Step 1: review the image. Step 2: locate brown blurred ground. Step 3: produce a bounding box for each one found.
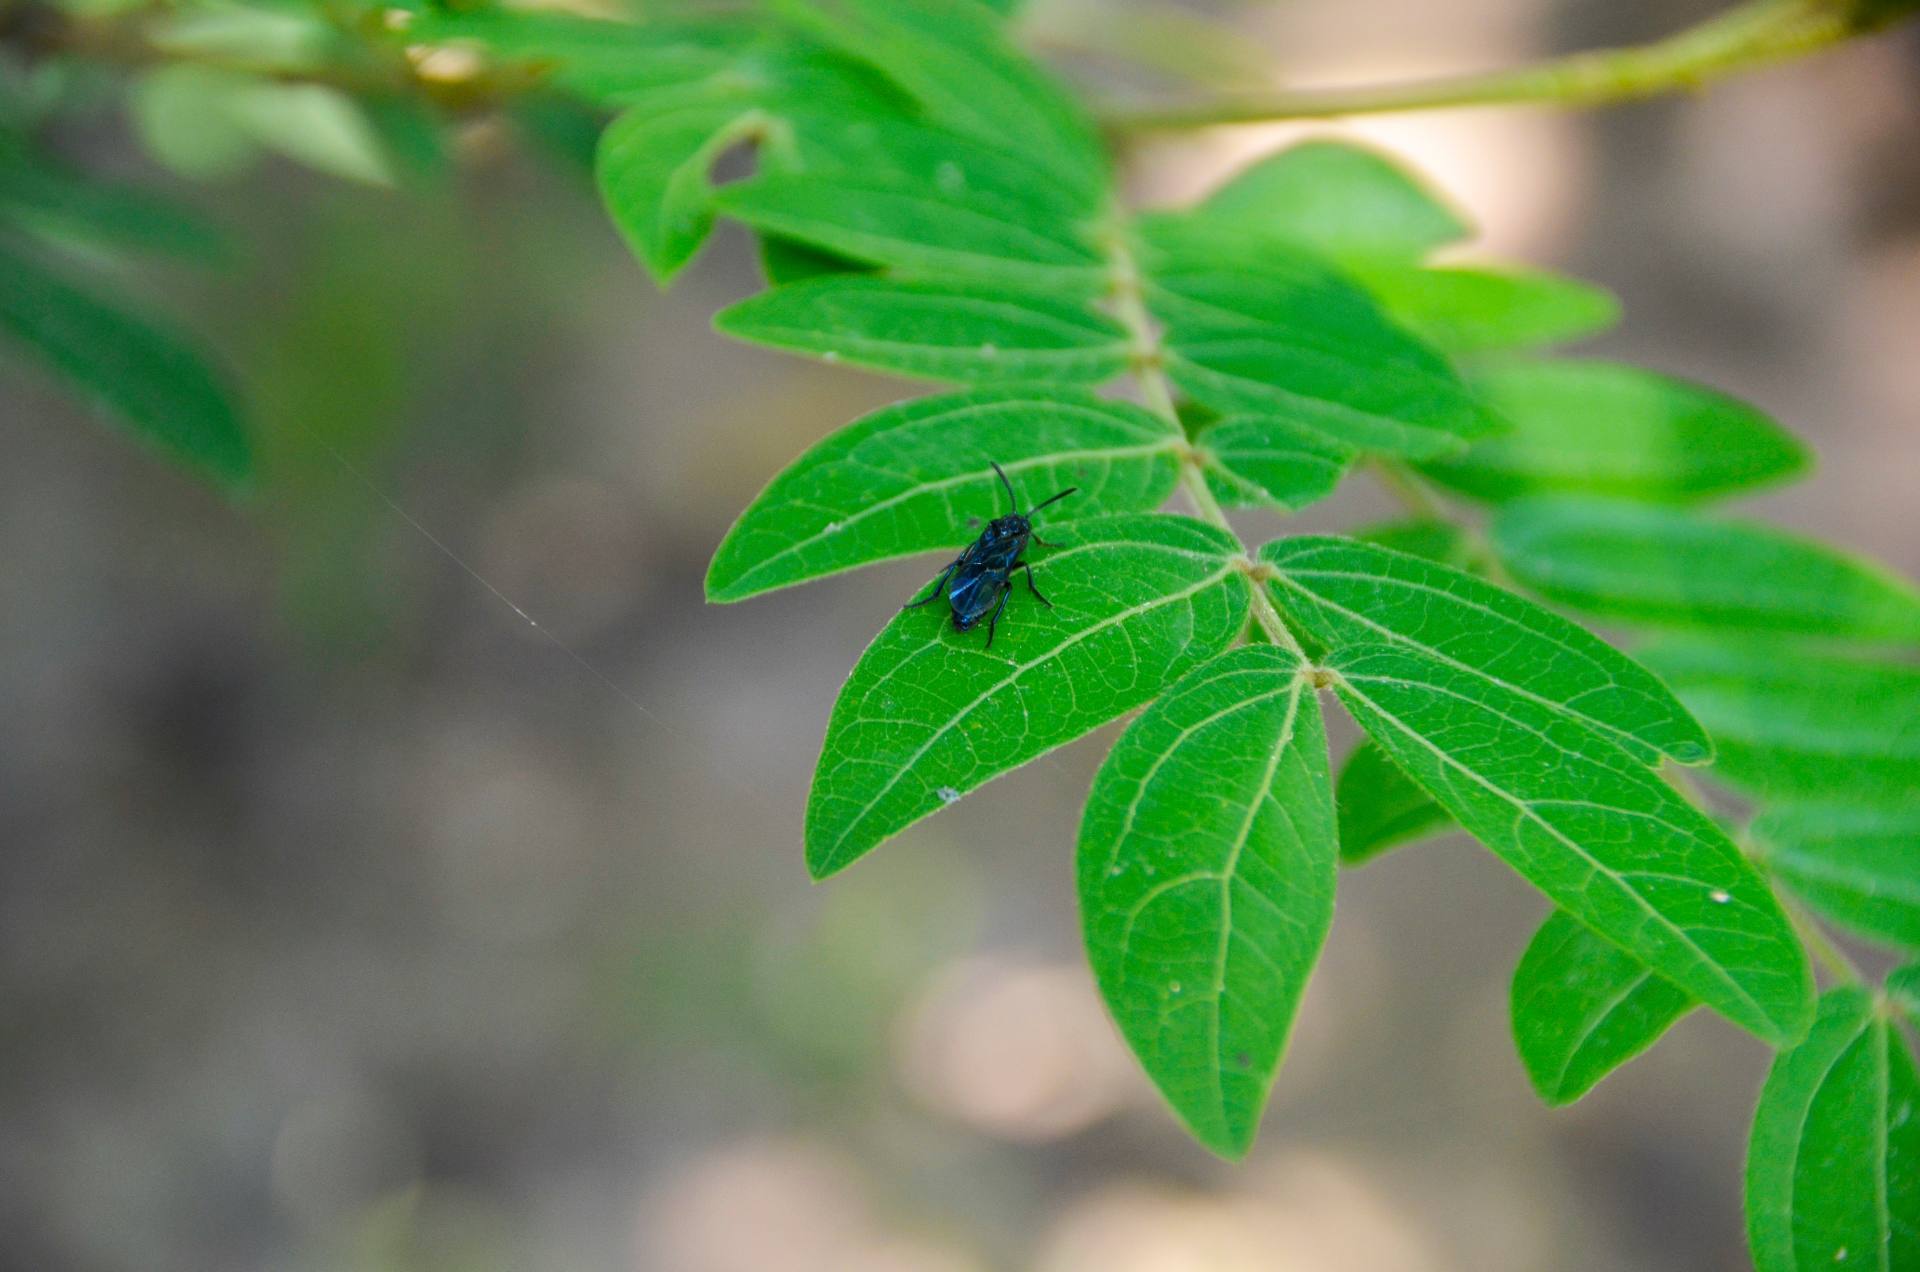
[2,2,1918,1269]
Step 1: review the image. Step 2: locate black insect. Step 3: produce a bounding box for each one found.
[904,461,1077,649]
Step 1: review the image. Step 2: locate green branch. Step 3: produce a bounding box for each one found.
[1099,0,1920,131]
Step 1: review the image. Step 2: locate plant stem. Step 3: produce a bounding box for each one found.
[1100,220,1304,654]
[1100,0,1920,131]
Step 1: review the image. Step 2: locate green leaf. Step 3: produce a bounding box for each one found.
[757,234,863,286]
[1636,640,1920,808]
[1198,415,1353,512]
[1493,498,1920,642]
[131,66,263,180]
[225,82,396,186]
[147,2,333,68]
[1194,139,1468,266]
[1510,910,1696,1105]
[807,513,1251,878]
[597,80,1099,285]
[361,95,450,183]
[1746,987,1920,1272]
[1327,642,1813,1044]
[1423,360,1810,503]
[782,111,1095,219]
[1336,739,1453,866]
[1077,644,1336,1158]
[713,276,1130,384]
[779,0,1106,201]
[0,151,227,261]
[0,240,250,489]
[1354,265,1620,355]
[1141,220,1501,459]
[714,173,1105,287]
[597,99,768,283]
[1260,535,1710,764]
[133,68,397,186]
[1751,805,1920,951]
[706,389,1184,601]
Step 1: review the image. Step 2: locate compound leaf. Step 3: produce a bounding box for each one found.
[807,513,1250,878]
[1492,498,1920,642]
[1511,909,1696,1105]
[0,240,250,489]
[713,276,1130,384]
[0,149,227,262]
[1193,139,1468,265]
[715,172,1104,287]
[1637,640,1920,808]
[707,389,1183,601]
[1746,987,1920,1272]
[1336,738,1453,866]
[1078,644,1335,1158]
[1328,642,1813,1044]
[1260,535,1710,764]
[1356,265,1620,355]
[1424,360,1810,503]
[1751,805,1920,952]
[1198,415,1354,512]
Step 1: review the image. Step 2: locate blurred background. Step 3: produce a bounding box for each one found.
[3,1,1918,1268]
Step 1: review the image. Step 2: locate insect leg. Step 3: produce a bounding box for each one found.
[984,587,1011,649]
[1029,532,1060,548]
[903,560,959,609]
[1021,562,1052,607]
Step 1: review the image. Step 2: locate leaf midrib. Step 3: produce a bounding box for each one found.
[1204,674,1307,1138]
[1559,964,1661,1098]
[1873,1021,1892,1272]
[1100,670,1298,879]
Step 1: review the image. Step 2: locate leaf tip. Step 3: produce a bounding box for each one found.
[1199,1126,1257,1162]
[702,558,748,604]
[804,840,853,882]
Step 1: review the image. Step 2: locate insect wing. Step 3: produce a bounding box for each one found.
[947,565,1009,630]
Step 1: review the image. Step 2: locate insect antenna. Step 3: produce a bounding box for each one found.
[989,460,1018,514]
[1027,485,1078,515]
